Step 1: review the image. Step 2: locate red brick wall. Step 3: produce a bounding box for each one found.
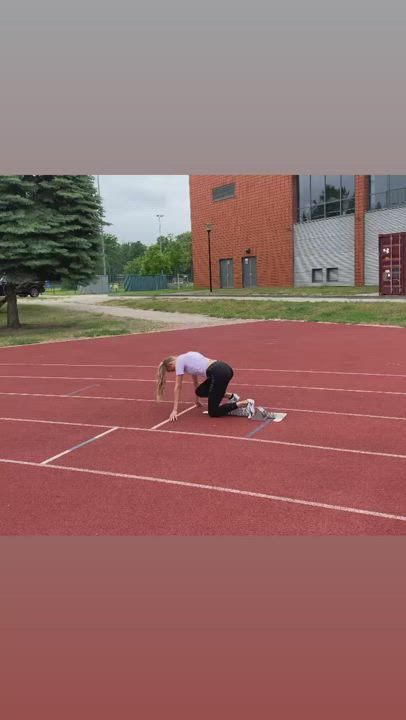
[189,175,295,288]
[355,176,369,286]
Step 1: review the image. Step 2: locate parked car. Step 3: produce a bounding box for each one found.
[0,277,45,298]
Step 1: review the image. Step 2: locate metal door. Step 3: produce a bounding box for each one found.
[379,233,406,295]
[219,259,234,288]
[242,256,257,287]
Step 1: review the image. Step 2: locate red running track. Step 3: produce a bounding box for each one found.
[0,320,405,535]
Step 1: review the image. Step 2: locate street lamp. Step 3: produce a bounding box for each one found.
[156,214,164,251]
[206,223,213,293]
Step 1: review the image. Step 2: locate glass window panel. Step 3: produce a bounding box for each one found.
[372,194,387,210]
[310,176,325,206]
[212,183,235,201]
[325,176,340,202]
[298,176,310,207]
[310,203,325,220]
[341,176,355,199]
[327,267,339,282]
[299,206,311,222]
[370,175,389,195]
[370,176,389,209]
[312,268,323,283]
[388,175,406,190]
[326,200,340,217]
[388,176,406,207]
[342,197,355,214]
[389,187,406,206]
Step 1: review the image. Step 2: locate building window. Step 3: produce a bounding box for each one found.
[327,267,339,282]
[369,176,406,210]
[298,176,355,222]
[212,183,235,201]
[312,268,323,283]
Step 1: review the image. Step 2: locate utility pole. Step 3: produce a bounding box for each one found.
[96,175,107,276]
[156,214,164,250]
[206,223,213,292]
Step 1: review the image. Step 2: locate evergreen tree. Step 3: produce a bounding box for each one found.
[0,174,104,328]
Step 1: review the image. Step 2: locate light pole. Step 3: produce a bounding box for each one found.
[156,214,164,251]
[96,175,107,276]
[206,223,213,293]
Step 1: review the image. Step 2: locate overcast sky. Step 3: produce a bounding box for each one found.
[97,175,191,246]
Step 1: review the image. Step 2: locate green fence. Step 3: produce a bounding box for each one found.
[123,274,168,291]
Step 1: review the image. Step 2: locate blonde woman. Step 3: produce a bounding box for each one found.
[156,351,256,422]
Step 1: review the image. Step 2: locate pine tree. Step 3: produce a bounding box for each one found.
[0,175,104,328]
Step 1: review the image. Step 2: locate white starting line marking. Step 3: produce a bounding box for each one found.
[0,457,405,524]
[40,427,118,465]
[150,404,196,430]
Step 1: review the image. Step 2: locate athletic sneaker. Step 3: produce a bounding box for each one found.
[229,406,250,417]
[204,407,248,417]
[246,398,256,419]
[229,392,240,403]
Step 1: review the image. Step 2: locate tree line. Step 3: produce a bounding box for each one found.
[96,231,192,279]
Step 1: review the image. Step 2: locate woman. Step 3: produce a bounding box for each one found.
[156,351,256,422]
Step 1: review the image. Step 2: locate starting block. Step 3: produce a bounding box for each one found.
[250,408,287,422]
[203,408,287,422]
[256,410,287,423]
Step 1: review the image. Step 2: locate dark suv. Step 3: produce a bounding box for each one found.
[0,277,45,298]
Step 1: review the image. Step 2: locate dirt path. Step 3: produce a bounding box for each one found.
[25,295,253,328]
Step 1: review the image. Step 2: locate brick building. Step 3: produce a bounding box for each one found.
[189,175,406,288]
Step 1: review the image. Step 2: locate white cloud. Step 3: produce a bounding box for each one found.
[97,175,191,245]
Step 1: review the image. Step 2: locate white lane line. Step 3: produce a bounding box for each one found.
[2,363,406,379]
[0,457,405,524]
[1,393,406,423]
[0,363,158,368]
[148,427,406,460]
[0,374,154,383]
[0,416,112,429]
[1,375,406,397]
[238,367,406,378]
[66,384,99,397]
[0,391,184,405]
[40,428,118,466]
[150,404,196,430]
[2,415,406,460]
[270,407,406,422]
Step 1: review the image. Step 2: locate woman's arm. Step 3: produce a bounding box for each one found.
[169,375,183,421]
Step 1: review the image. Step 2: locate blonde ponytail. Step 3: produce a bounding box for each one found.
[156,356,175,400]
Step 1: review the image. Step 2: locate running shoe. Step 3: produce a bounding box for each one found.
[246,398,256,419]
[229,392,240,403]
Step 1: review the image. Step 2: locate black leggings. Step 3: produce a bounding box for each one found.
[195,361,238,417]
